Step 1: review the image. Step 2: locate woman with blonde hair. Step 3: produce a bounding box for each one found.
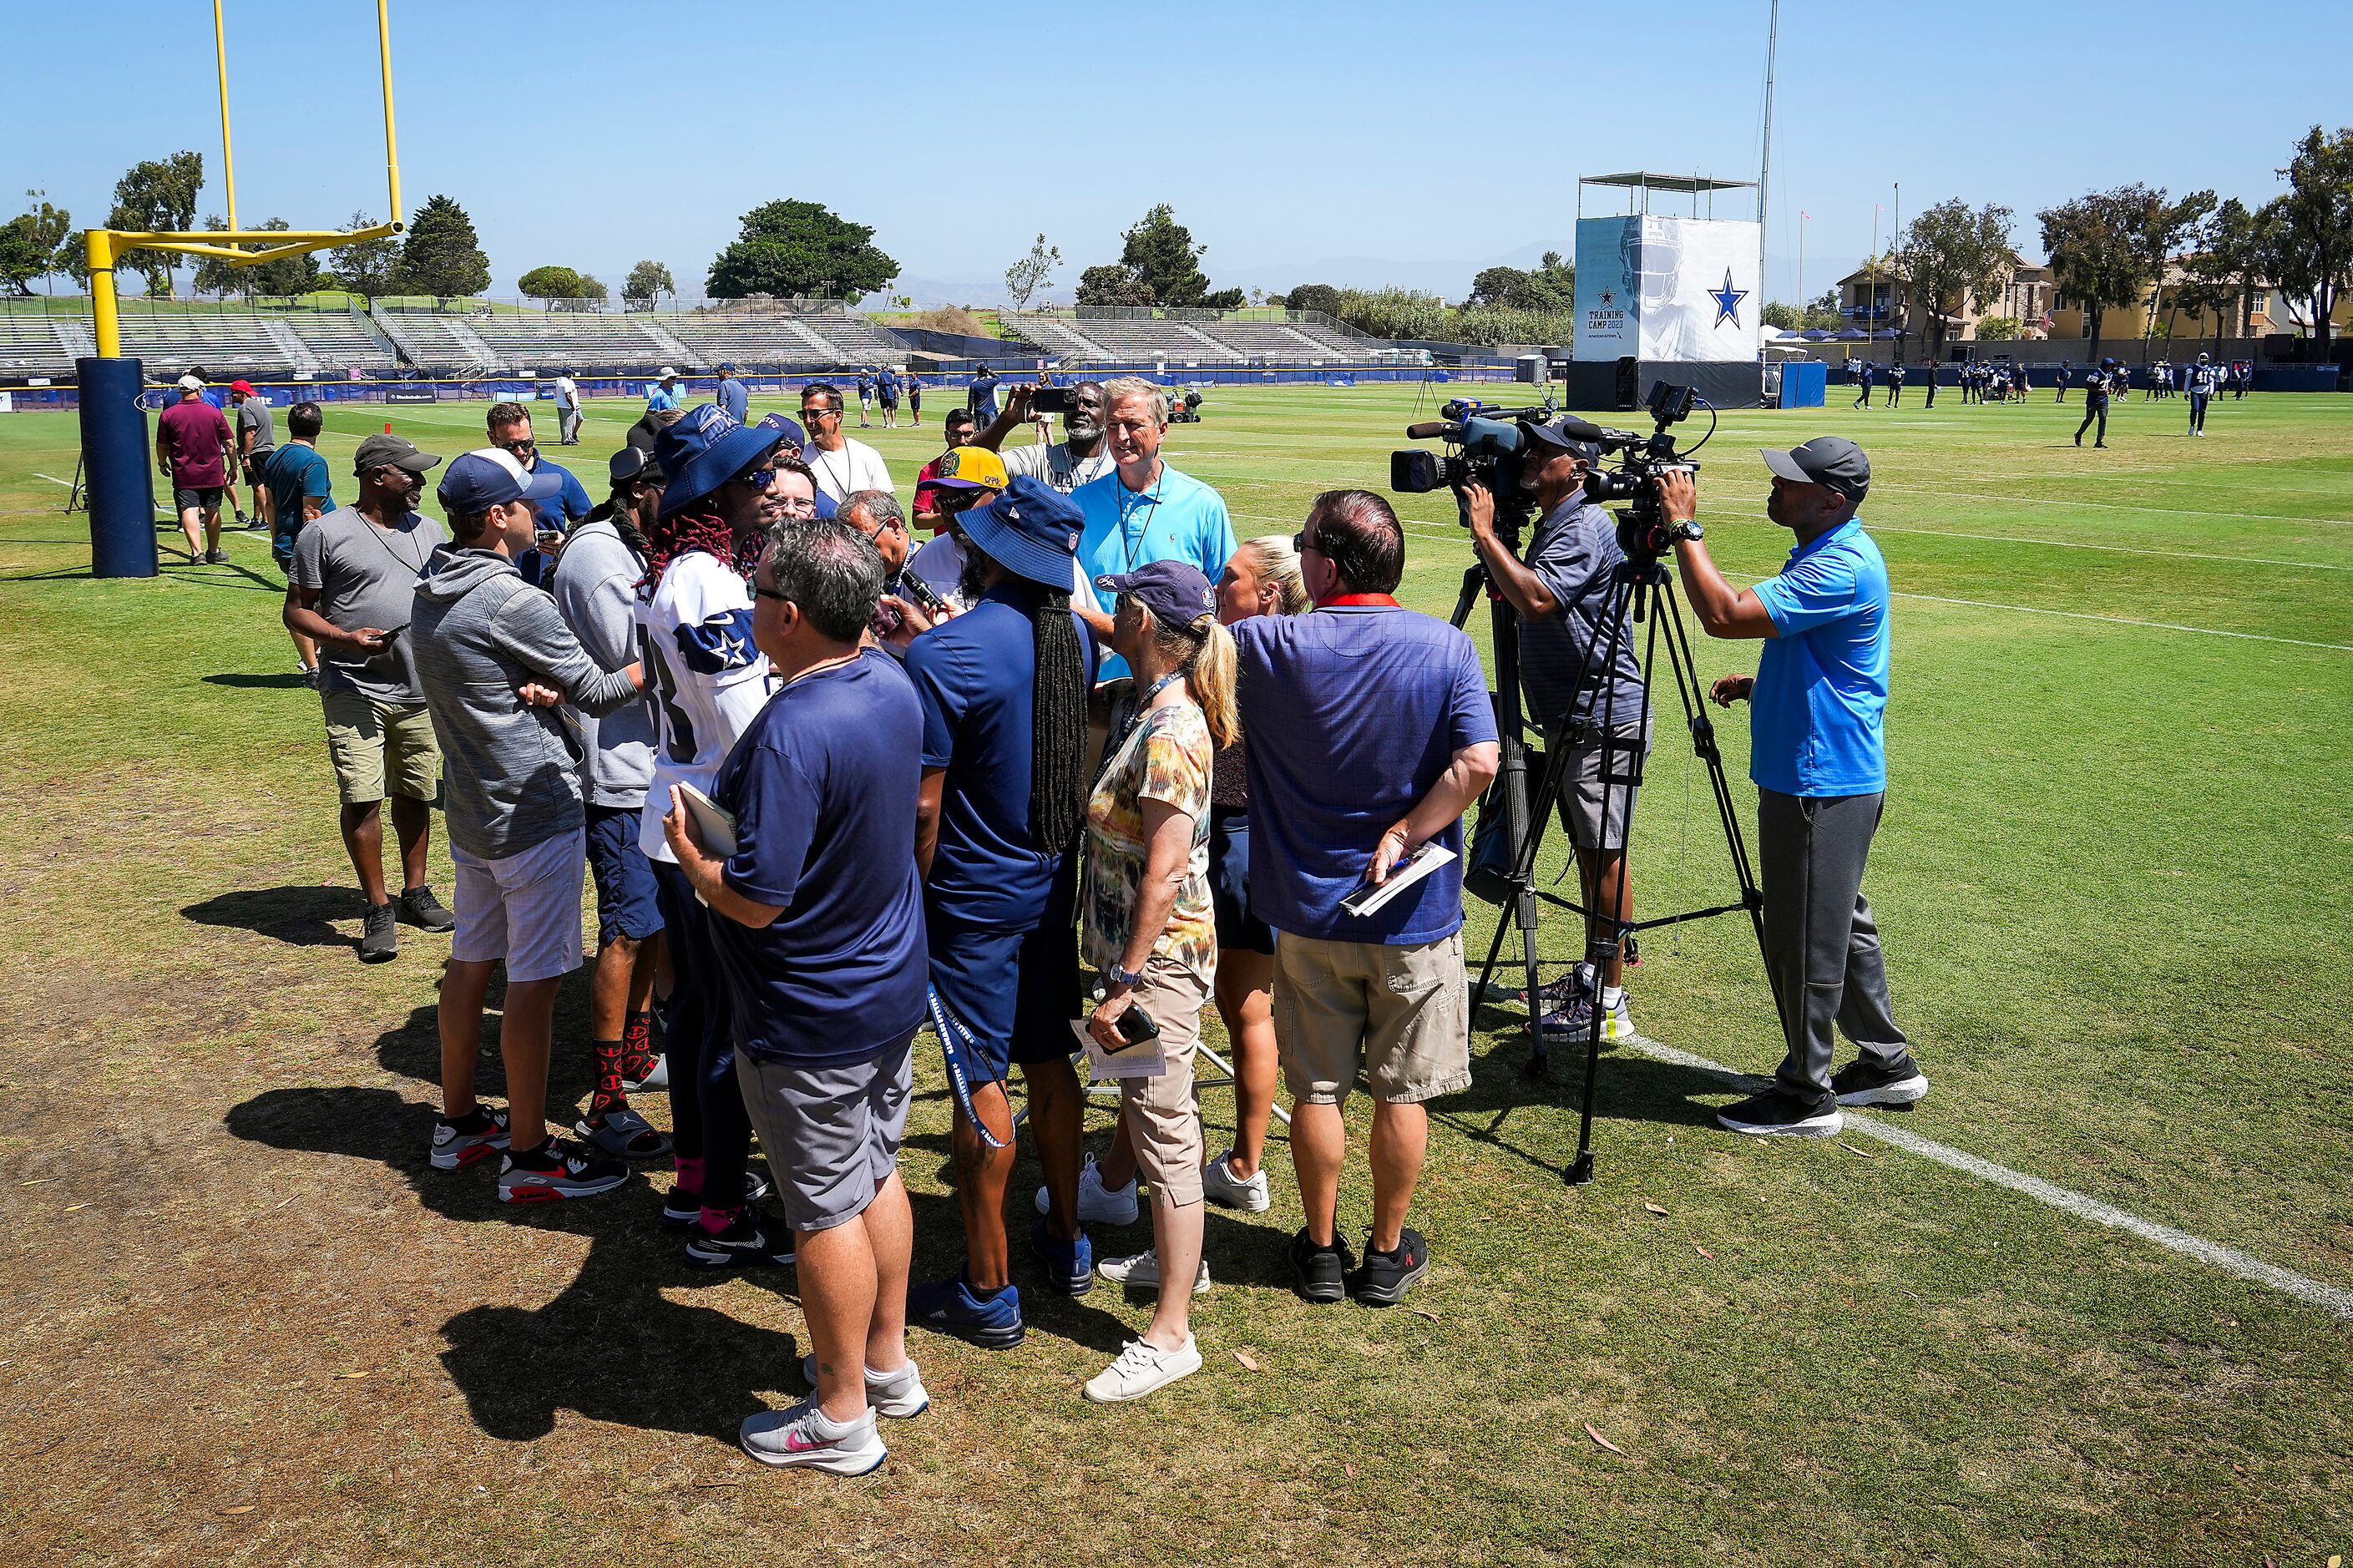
[1075,559,1237,1402]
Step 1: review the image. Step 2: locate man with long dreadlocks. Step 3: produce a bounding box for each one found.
[901,475,1101,1348]
[635,406,794,1271]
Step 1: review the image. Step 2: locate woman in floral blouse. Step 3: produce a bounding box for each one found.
[1076,559,1238,1404]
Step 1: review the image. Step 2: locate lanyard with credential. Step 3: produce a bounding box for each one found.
[927,985,1009,1151]
[1115,473,1165,570]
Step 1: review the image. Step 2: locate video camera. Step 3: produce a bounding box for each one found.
[1577,382,1704,559]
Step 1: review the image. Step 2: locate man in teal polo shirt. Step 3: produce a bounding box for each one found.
[1070,376,1237,680]
[1654,437,1925,1139]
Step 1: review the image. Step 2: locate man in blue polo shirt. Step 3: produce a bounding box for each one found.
[714,363,748,425]
[1070,376,1237,679]
[898,475,1101,1348]
[647,368,686,412]
[1233,488,1498,1308]
[1657,437,1924,1140]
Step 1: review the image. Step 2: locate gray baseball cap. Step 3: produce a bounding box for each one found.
[352,431,443,478]
[1760,436,1870,506]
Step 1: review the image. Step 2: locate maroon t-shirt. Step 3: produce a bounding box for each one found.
[158,400,234,488]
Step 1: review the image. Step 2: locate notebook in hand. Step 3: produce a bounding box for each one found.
[673,782,737,858]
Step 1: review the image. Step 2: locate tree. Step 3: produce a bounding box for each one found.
[706,199,897,301]
[519,265,590,305]
[2129,186,2215,353]
[1893,199,2015,362]
[1761,301,1804,331]
[2040,185,2163,352]
[21,190,71,296]
[1202,287,1246,312]
[1284,283,1341,316]
[193,215,323,300]
[0,215,48,295]
[393,194,491,303]
[2268,124,2353,352]
[106,150,204,296]
[1975,316,2023,341]
[623,259,675,309]
[327,210,402,304]
[1004,233,1062,311]
[1075,263,1153,308]
[576,274,608,304]
[1116,204,1212,307]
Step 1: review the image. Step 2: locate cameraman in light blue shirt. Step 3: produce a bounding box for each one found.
[1654,437,1925,1140]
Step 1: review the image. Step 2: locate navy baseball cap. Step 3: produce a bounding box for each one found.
[1096,559,1217,631]
[654,403,783,518]
[961,474,1083,592]
[1760,436,1870,507]
[754,412,807,453]
[1526,416,1600,464]
[609,445,663,486]
[438,448,562,514]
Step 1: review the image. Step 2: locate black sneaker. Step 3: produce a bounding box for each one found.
[1348,1228,1431,1308]
[685,1212,796,1269]
[660,1167,774,1230]
[397,885,456,933]
[204,547,229,564]
[358,902,399,963]
[1287,1227,1354,1303]
[497,1137,628,1203]
[1716,1086,1841,1138]
[1831,1055,1929,1108]
[429,1107,510,1171]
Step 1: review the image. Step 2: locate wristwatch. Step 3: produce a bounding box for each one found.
[1667,518,1704,542]
[1107,964,1146,990]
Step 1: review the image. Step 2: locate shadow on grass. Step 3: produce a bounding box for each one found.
[204,672,312,690]
[182,883,363,950]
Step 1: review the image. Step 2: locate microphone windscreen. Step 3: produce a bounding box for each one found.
[1404,421,1454,440]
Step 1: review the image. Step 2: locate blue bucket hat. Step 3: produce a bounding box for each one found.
[961,474,1084,592]
[654,403,782,518]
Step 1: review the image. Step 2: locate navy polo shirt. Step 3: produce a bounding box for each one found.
[707,649,929,1066]
[906,577,1099,929]
[1233,604,1496,943]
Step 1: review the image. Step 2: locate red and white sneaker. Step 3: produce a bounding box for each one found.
[497,1137,628,1203]
[430,1109,510,1171]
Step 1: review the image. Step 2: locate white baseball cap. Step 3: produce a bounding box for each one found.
[176,373,205,391]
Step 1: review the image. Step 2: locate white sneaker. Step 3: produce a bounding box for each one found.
[1096,1248,1211,1296]
[623,1052,669,1092]
[799,1353,929,1418]
[1032,1152,1140,1226]
[739,1399,887,1474]
[1083,1334,1202,1403]
[1201,1148,1270,1212]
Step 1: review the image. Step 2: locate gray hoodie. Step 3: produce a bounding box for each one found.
[549,517,657,810]
[412,547,641,861]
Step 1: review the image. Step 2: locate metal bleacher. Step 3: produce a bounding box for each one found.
[465,311,692,372]
[661,311,900,372]
[0,312,76,377]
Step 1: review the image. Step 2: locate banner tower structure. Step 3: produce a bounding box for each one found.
[78,0,406,579]
[1566,172,1763,412]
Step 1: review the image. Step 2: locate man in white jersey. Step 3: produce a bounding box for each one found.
[635,404,792,1271]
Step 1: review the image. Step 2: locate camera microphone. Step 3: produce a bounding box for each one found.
[1555,415,1609,443]
[1404,421,1456,440]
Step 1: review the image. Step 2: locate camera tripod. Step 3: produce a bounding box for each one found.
[1455,528,1789,1186]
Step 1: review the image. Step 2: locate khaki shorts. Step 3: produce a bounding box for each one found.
[321,687,439,806]
[1116,959,1211,1208]
[322,687,442,805]
[1273,932,1471,1106]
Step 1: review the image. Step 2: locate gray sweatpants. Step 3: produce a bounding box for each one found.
[1757,789,1909,1104]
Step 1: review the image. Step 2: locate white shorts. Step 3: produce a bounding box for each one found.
[451,828,586,982]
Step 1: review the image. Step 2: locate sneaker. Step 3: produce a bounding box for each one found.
[429,1107,509,1171]
[575,1105,672,1161]
[1201,1149,1270,1213]
[396,885,456,933]
[1083,1335,1202,1404]
[357,902,399,964]
[1831,1055,1929,1108]
[799,1354,930,1418]
[1519,965,1593,1009]
[685,1211,794,1269]
[660,1166,772,1229]
[1031,1152,1139,1226]
[204,547,228,564]
[739,1400,886,1476]
[1715,1087,1842,1138]
[906,1271,1025,1350]
[234,511,250,529]
[1030,1215,1094,1296]
[1348,1228,1431,1307]
[1097,1247,1211,1296]
[498,1137,628,1203]
[1287,1227,1354,1303]
[298,665,319,690]
[1540,990,1636,1043]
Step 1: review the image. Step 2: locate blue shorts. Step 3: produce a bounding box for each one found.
[585,803,662,946]
[1209,806,1275,956]
[924,871,1080,1082]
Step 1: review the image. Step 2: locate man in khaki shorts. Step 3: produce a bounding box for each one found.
[1231,489,1500,1308]
[284,432,458,963]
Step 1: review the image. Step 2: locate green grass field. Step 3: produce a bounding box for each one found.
[1,383,2348,1565]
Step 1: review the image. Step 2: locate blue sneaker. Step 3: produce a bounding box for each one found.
[1030,1216,1094,1297]
[907,1270,1025,1350]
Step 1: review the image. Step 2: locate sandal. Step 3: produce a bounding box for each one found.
[574,1105,672,1161]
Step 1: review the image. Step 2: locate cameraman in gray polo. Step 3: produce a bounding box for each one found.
[1461,418,1649,1046]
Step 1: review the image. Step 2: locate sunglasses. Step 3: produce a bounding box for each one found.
[1293,529,1321,555]
[753,585,791,603]
[494,437,536,454]
[736,466,776,491]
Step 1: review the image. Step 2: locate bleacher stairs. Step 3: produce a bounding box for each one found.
[635,318,706,371]
[55,318,95,362]
[261,318,322,378]
[442,317,503,373]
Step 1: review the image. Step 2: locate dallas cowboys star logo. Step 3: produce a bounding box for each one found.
[1708,269,1748,328]
[1599,288,1615,307]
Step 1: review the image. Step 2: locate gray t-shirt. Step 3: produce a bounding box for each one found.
[237,399,276,453]
[290,507,448,703]
[1003,439,1113,494]
[1517,493,1648,735]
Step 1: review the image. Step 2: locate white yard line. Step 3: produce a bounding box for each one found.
[1627,1035,2353,1320]
[1883,591,2353,653]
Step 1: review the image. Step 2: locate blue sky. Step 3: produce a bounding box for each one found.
[8,0,2348,306]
